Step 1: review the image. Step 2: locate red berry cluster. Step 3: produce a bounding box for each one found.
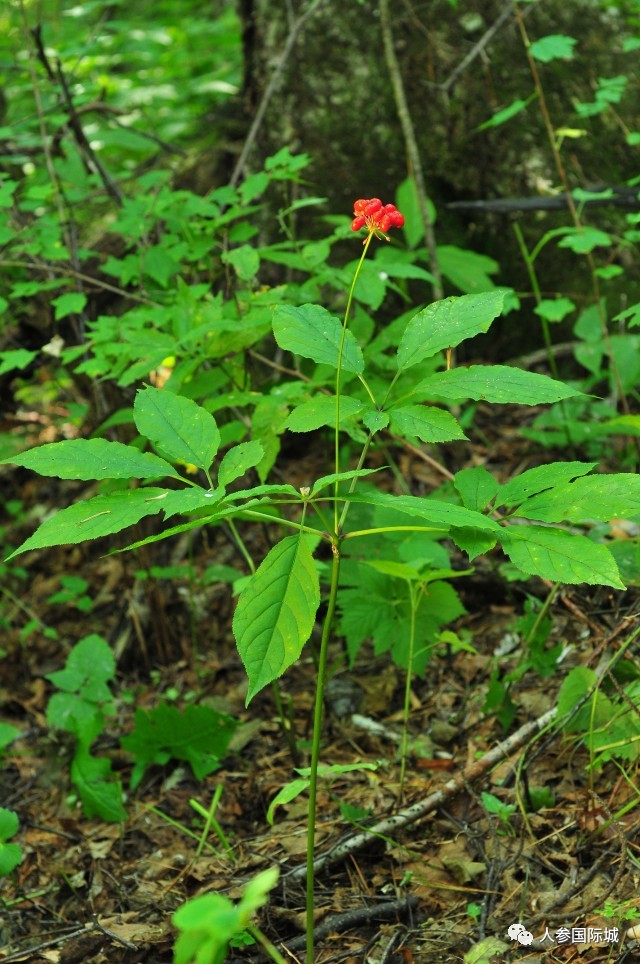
[351,197,405,238]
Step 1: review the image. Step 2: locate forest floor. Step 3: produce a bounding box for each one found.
[1,403,639,964]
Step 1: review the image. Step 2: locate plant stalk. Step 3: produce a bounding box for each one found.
[306,539,341,962]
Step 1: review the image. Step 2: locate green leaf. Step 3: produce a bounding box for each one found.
[46,634,115,702]
[134,386,220,471]
[534,298,576,323]
[310,468,381,496]
[233,535,320,703]
[557,666,595,728]
[499,526,624,588]
[46,693,104,742]
[223,244,260,281]
[496,462,596,507]
[451,528,498,560]
[477,98,528,131]
[267,777,310,825]
[218,441,264,488]
[413,365,582,405]
[514,474,640,523]
[121,703,237,789]
[51,292,87,320]
[7,488,177,557]
[397,291,505,372]
[2,438,179,481]
[272,304,364,374]
[437,246,498,294]
[345,491,500,532]
[389,404,466,442]
[285,394,365,433]
[557,227,612,254]
[0,349,37,376]
[0,808,23,876]
[142,246,179,287]
[71,747,126,822]
[530,34,577,63]
[362,409,389,434]
[454,467,499,512]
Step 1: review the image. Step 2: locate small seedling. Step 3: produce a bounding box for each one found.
[0,808,24,877]
[46,634,125,822]
[481,791,517,835]
[172,867,285,964]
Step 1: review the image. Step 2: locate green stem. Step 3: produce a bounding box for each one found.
[399,585,418,797]
[344,525,447,540]
[246,924,288,964]
[335,233,373,529]
[306,540,341,962]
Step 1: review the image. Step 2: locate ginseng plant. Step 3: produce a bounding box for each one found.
[4,196,631,962]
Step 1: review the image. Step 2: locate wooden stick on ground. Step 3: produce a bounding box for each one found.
[289,706,557,882]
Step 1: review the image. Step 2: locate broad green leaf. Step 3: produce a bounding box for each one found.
[2,438,179,481]
[121,703,236,789]
[272,304,364,374]
[412,365,582,405]
[223,244,260,280]
[46,634,114,701]
[218,441,264,488]
[285,394,364,432]
[437,246,498,294]
[514,474,640,523]
[534,298,576,323]
[0,807,23,876]
[530,34,577,63]
[496,462,596,507]
[52,292,87,320]
[7,488,177,557]
[344,491,500,532]
[454,466,499,512]
[134,386,220,471]
[557,666,594,728]
[71,748,126,822]
[397,291,505,372]
[0,349,37,376]
[451,528,498,560]
[233,535,320,703]
[363,409,389,434]
[46,693,103,742]
[557,227,612,254]
[389,404,466,443]
[499,526,624,588]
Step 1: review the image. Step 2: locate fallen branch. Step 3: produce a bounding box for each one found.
[289,706,557,881]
